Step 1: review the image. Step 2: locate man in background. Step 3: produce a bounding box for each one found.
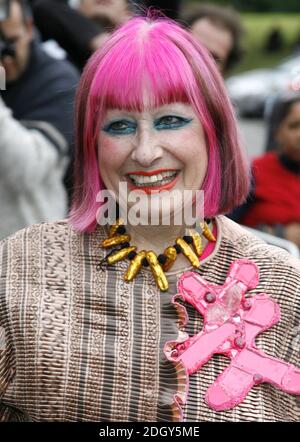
[0,0,79,239]
[183,3,244,75]
[29,0,181,70]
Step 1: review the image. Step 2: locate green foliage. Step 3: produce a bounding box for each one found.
[228,13,300,75]
[189,0,300,12]
[242,13,300,49]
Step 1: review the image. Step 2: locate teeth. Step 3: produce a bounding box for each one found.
[128,171,178,187]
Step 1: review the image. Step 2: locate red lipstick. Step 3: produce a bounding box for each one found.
[127,168,178,176]
[126,170,180,194]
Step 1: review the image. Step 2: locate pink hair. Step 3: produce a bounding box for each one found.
[69,14,250,233]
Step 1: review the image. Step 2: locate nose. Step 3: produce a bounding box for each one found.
[130,126,163,167]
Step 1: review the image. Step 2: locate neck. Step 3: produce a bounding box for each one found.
[278,152,300,175]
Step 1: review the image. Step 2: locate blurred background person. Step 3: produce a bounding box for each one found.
[29,0,109,70]
[264,26,284,53]
[78,0,133,27]
[182,2,244,75]
[77,0,182,30]
[0,0,79,239]
[29,0,181,71]
[76,0,134,52]
[139,0,181,20]
[235,92,300,248]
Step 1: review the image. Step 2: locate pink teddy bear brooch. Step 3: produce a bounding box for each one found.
[164,259,300,411]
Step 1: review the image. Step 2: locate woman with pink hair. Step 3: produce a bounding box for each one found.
[0,14,299,422]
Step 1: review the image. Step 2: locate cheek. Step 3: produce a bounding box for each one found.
[173,130,207,164]
[16,42,29,66]
[280,132,292,149]
[288,130,300,143]
[277,126,293,145]
[186,132,208,181]
[98,137,129,174]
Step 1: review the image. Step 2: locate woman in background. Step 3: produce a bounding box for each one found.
[240,92,300,248]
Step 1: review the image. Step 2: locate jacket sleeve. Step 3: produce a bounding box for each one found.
[0,96,68,194]
[0,239,17,421]
[31,0,101,70]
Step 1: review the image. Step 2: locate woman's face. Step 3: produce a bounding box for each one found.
[276,101,300,164]
[98,102,208,222]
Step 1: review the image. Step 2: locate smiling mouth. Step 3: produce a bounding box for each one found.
[95,0,112,5]
[127,170,180,187]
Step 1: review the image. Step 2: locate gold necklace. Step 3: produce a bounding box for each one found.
[99,218,216,291]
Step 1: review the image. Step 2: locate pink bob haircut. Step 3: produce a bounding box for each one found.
[69,13,250,233]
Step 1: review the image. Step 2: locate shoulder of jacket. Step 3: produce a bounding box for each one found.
[217,215,300,275]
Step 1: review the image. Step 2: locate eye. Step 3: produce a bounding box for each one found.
[155,115,192,130]
[288,121,300,130]
[102,119,136,135]
[7,38,18,44]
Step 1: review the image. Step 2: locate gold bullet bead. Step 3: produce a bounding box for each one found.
[162,246,177,272]
[146,251,169,292]
[108,218,125,237]
[107,246,137,264]
[124,250,147,281]
[199,221,216,242]
[189,229,203,257]
[102,234,131,248]
[175,238,200,268]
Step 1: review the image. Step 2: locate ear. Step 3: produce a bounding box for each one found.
[25,18,34,41]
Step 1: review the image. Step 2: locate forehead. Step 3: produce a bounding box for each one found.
[0,1,25,34]
[82,0,126,5]
[289,101,300,115]
[283,101,300,121]
[191,17,233,60]
[104,102,195,117]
